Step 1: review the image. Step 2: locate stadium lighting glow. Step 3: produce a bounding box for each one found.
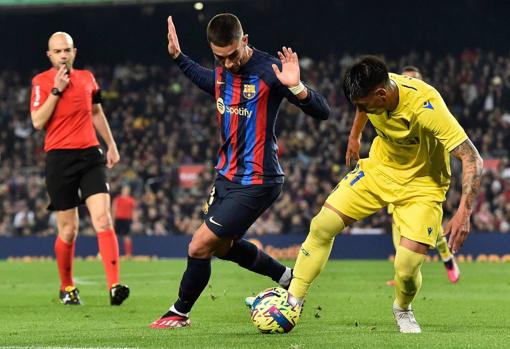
[194,2,203,11]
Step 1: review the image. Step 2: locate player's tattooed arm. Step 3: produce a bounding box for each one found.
[450,139,483,213]
[445,138,483,253]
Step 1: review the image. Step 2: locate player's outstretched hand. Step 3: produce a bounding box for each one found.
[443,208,471,254]
[53,64,70,92]
[272,46,300,87]
[167,16,182,59]
[345,136,361,167]
[106,144,120,169]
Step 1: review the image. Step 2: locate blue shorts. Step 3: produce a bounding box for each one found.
[203,175,282,239]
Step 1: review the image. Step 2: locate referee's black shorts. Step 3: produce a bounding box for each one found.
[45,146,109,211]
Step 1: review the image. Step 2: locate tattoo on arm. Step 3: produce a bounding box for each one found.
[450,139,483,212]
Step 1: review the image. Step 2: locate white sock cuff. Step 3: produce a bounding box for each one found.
[393,300,411,311]
[278,267,292,288]
[170,305,189,318]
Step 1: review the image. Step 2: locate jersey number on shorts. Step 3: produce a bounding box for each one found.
[349,170,365,186]
[203,185,216,215]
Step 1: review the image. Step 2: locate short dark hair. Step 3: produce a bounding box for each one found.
[401,65,421,74]
[342,55,389,103]
[207,13,243,47]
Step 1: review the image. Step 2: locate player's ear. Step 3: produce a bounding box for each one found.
[242,34,248,45]
[375,87,387,99]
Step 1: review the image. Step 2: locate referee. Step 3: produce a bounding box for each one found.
[30,32,129,305]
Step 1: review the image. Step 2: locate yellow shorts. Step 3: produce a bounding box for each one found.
[327,159,447,247]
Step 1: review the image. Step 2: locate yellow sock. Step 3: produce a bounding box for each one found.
[394,245,426,309]
[436,235,453,261]
[288,207,345,300]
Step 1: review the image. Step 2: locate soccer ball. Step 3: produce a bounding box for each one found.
[250,287,300,334]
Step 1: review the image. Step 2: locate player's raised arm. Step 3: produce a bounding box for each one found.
[446,139,483,253]
[167,16,215,96]
[274,46,329,120]
[272,47,303,96]
[345,108,368,167]
[167,16,181,59]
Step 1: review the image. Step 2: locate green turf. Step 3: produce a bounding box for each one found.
[0,259,509,348]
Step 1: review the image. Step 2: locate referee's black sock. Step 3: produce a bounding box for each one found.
[218,239,286,284]
[173,256,211,315]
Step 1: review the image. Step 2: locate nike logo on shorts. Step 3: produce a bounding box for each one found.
[208,216,223,227]
[216,80,225,85]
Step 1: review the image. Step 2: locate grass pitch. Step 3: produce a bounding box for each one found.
[1,259,509,349]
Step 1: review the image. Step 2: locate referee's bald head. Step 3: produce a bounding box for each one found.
[48,32,74,50]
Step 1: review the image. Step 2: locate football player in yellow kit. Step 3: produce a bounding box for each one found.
[346,66,460,285]
[289,56,483,333]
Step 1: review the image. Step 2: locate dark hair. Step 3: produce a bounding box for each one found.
[342,55,389,103]
[207,13,243,47]
[401,65,421,74]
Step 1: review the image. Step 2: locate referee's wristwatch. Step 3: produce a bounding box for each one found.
[51,87,63,97]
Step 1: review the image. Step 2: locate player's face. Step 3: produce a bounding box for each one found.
[47,35,76,71]
[210,35,248,73]
[353,88,388,115]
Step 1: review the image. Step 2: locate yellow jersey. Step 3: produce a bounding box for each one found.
[366,73,468,188]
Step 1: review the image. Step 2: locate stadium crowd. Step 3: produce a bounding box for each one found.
[1,49,509,237]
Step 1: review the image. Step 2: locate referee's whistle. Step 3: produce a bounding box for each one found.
[61,62,70,76]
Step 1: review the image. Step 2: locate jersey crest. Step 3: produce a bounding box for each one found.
[243,84,256,99]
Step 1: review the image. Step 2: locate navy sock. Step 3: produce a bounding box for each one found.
[173,256,211,314]
[444,258,454,269]
[219,239,286,283]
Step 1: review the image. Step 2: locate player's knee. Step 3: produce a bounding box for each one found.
[309,216,332,244]
[58,220,78,241]
[92,211,113,231]
[394,265,416,284]
[394,248,423,282]
[309,208,345,243]
[188,240,214,259]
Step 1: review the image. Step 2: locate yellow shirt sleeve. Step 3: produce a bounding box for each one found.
[415,90,468,152]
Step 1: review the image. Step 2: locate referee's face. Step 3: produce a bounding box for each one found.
[47,33,77,71]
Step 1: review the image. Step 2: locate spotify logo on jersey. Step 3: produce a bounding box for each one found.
[216,97,253,118]
[216,97,225,115]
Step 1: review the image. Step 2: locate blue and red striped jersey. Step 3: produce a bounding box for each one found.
[174,47,330,185]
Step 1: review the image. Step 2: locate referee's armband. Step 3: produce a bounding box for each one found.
[92,89,103,104]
